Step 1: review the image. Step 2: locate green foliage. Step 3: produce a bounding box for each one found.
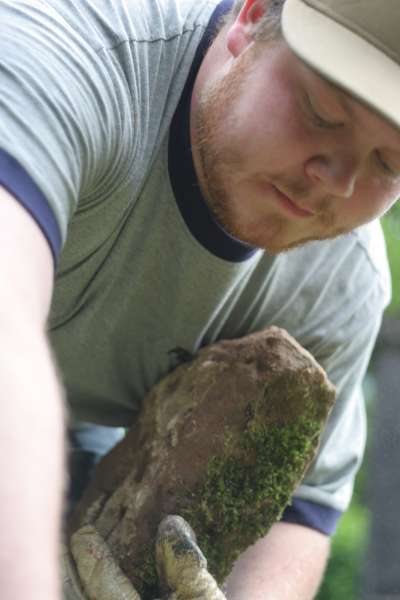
[381,206,400,315]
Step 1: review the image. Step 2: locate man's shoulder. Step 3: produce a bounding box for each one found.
[265,221,391,317]
[144,0,222,35]
[293,220,390,292]
[34,0,220,53]
[350,220,389,278]
[343,220,391,305]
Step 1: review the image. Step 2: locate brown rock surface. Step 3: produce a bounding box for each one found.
[68,326,336,598]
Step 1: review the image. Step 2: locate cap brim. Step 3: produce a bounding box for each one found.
[282,0,400,130]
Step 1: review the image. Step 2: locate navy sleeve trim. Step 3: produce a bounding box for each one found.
[0,149,62,265]
[281,498,343,536]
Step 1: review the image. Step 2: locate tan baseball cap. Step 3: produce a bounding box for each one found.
[281,0,400,129]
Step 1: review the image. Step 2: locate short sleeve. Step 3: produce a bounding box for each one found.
[290,279,387,517]
[275,223,391,533]
[0,1,131,263]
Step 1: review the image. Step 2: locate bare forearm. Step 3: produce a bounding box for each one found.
[225,522,330,600]
[0,323,65,600]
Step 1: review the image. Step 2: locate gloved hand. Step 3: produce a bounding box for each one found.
[62,515,226,600]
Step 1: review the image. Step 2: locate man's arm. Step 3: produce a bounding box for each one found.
[225,522,330,600]
[0,187,65,600]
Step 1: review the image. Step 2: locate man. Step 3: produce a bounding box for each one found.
[0,0,398,598]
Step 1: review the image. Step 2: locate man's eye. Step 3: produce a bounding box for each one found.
[312,112,335,129]
[376,152,400,179]
[305,94,341,130]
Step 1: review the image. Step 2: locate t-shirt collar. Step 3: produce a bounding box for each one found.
[168,0,258,263]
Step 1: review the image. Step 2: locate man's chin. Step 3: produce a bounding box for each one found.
[241,229,350,255]
[203,189,349,254]
[270,230,350,254]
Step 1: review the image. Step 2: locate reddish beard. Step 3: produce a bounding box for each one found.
[192,48,288,252]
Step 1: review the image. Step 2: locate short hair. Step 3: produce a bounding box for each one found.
[221,0,285,42]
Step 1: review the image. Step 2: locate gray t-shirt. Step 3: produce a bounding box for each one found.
[0,0,391,533]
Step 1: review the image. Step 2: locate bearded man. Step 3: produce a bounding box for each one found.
[0,0,398,599]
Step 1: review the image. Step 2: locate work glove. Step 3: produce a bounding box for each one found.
[62,515,226,600]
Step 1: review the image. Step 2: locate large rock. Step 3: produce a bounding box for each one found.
[68,327,335,598]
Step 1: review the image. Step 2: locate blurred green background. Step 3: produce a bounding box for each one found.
[316,205,400,600]
[382,204,400,317]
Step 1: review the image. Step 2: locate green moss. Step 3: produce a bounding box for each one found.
[180,396,322,583]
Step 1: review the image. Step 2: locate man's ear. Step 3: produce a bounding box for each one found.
[226,0,267,57]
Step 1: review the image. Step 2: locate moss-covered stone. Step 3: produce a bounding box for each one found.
[69,327,336,599]
[180,406,322,582]
[135,397,326,597]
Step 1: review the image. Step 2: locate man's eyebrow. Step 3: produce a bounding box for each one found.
[316,72,356,120]
[336,90,355,120]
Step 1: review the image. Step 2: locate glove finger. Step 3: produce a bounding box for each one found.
[71,525,141,600]
[61,543,87,600]
[156,515,226,600]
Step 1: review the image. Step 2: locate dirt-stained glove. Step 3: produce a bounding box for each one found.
[62,515,226,600]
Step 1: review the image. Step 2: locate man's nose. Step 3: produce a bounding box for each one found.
[304,153,359,199]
